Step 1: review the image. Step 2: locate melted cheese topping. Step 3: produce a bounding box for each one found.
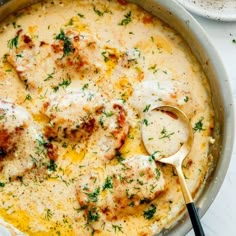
[0,0,214,235]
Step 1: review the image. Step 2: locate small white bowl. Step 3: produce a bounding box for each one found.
[176,0,236,21]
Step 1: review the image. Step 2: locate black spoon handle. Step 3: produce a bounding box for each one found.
[186,202,205,236]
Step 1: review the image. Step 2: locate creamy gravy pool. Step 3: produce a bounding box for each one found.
[0,0,215,235]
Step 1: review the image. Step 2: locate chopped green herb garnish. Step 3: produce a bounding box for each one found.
[44,71,55,81]
[47,159,57,172]
[119,11,132,26]
[159,127,174,139]
[93,6,108,16]
[53,86,59,92]
[0,182,5,187]
[35,136,47,156]
[55,29,73,57]
[93,6,103,16]
[82,83,89,90]
[30,155,38,166]
[74,205,87,213]
[102,110,114,117]
[143,204,156,220]
[193,117,205,132]
[115,151,125,163]
[99,116,104,128]
[86,188,100,202]
[137,179,144,185]
[53,75,71,92]
[12,22,20,28]
[66,18,74,26]
[155,168,161,180]
[88,207,99,222]
[149,151,159,162]
[36,136,47,146]
[8,34,19,49]
[59,76,71,89]
[112,224,123,233]
[232,39,236,43]
[184,96,189,102]
[24,94,32,102]
[148,64,158,74]
[77,13,85,18]
[143,104,151,112]
[143,119,149,126]
[103,176,113,190]
[45,208,53,220]
[101,51,110,62]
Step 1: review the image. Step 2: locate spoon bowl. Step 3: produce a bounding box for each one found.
[142,105,193,166]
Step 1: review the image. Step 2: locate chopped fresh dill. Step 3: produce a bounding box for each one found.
[55,29,73,57]
[143,104,151,112]
[193,117,205,132]
[93,6,108,16]
[102,110,114,117]
[143,119,149,126]
[86,188,100,202]
[112,224,123,233]
[119,11,132,26]
[143,204,156,220]
[47,159,57,172]
[103,176,113,190]
[8,34,19,49]
[159,127,174,139]
[87,207,99,222]
[77,13,85,18]
[45,208,53,220]
[24,94,32,102]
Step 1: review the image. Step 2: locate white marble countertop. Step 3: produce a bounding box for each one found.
[186,15,236,236]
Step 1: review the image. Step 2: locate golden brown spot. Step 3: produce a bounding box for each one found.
[142,15,154,24]
[117,0,128,5]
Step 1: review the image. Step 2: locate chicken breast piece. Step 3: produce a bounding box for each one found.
[108,155,165,210]
[6,28,104,90]
[76,155,165,224]
[0,100,32,155]
[6,29,56,90]
[52,28,104,75]
[0,100,53,180]
[43,90,129,160]
[43,89,105,142]
[88,103,129,160]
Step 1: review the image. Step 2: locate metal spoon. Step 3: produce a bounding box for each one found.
[141,105,205,236]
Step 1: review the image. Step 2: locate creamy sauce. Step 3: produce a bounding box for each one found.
[142,109,190,159]
[0,0,214,235]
